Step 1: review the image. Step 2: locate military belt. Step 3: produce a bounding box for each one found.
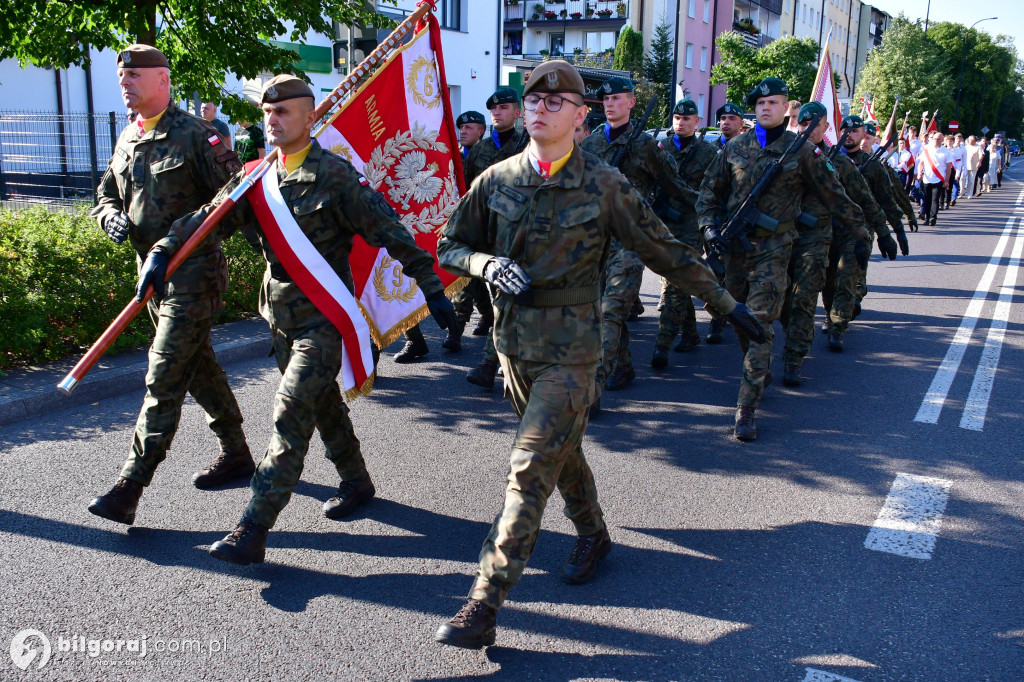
[753,210,780,233]
[511,283,601,307]
[797,211,828,228]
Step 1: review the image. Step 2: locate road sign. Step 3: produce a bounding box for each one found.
[982,126,991,134]
[949,120,959,131]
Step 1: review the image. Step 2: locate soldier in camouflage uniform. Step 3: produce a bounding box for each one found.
[433,60,764,650]
[136,75,457,564]
[697,78,867,441]
[580,77,697,405]
[651,98,719,368]
[87,45,253,527]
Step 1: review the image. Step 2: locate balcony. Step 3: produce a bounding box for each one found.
[508,1,629,27]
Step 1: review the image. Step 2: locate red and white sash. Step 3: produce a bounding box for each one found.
[922,148,945,182]
[246,161,375,395]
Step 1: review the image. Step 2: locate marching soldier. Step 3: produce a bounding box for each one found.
[697,78,867,441]
[456,110,487,167]
[137,75,457,564]
[652,98,719,368]
[87,45,254,527]
[434,59,763,649]
[581,76,697,406]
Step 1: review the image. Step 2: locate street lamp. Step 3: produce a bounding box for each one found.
[955,17,997,121]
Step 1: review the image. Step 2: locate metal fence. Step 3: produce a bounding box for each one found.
[0,110,131,209]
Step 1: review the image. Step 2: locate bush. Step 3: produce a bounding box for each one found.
[0,206,263,373]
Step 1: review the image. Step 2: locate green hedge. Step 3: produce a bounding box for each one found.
[0,206,264,373]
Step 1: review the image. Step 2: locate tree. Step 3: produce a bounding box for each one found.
[710,34,831,105]
[644,18,674,123]
[612,25,644,76]
[0,0,383,120]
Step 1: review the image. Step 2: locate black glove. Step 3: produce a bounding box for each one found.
[702,225,727,257]
[425,290,457,331]
[897,232,910,256]
[909,219,920,233]
[483,257,531,295]
[854,240,871,270]
[877,234,898,261]
[102,211,130,244]
[726,302,767,344]
[136,250,169,302]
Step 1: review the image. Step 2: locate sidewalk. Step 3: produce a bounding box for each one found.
[0,317,270,428]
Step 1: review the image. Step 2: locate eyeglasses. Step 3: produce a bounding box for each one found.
[523,93,583,112]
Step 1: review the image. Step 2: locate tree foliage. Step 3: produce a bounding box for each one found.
[644,17,674,123]
[612,25,644,76]
[710,33,833,105]
[0,0,387,120]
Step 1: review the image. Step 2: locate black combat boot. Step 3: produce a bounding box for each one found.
[441,319,465,352]
[673,332,701,352]
[627,298,644,321]
[394,334,429,363]
[88,477,144,525]
[782,362,803,387]
[604,363,635,391]
[734,406,757,441]
[435,599,498,649]
[192,445,256,489]
[472,309,493,336]
[706,318,725,344]
[561,528,612,585]
[209,517,269,565]
[466,359,498,389]
[651,345,669,369]
[828,329,845,352]
[323,474,376,519]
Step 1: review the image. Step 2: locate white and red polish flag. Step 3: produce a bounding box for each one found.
[315,12,466,349]
[810,32,842,146]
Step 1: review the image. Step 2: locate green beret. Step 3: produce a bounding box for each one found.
[261,74,314,104]
[798,101,827,124]
[841,115,864,130]
[523,60,585,97]
[716,102,745,119]
[486,87,521,110]
[673,99,699,116]
[117,44,169,69]
[600,76,634,96]
[864,121,878,136]
[746,77,789,106]
[456,111,485,127]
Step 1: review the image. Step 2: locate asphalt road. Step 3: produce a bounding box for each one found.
[2,167,1022,681]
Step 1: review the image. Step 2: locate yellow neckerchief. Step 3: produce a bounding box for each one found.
[529,145,574,180]
[280,142,313,174]
[137,109,166,134]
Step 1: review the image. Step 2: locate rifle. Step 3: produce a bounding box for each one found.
[609,95,658,169]
[827,128,851,160]
[702,111,823,278]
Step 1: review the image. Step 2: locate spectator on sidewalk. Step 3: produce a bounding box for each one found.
[962,135,982,199]
[200,102,231,142]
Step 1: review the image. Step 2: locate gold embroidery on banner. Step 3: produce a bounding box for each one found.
[365,94,388,141]
[372,255,419,302]
[406,55,441,110]
[328,141,354,163]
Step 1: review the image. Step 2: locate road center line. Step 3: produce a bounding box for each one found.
[914,217,1017,424]
[960,225,1024,431]
[802,668,863,682]
[864,473,953,559]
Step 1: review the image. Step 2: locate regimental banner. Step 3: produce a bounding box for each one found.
[811,33,842,146]
[316,13,466,348]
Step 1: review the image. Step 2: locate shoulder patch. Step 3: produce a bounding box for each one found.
[208,135,221,146]
[825,159,836,172]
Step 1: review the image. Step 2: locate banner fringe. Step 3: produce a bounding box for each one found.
[344,371,376,403]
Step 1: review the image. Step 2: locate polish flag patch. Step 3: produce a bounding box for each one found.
[208,135,221,146]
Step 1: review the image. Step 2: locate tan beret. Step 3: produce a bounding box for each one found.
[117,44,170,69]
[524,60,585,98]
[261,74,315,104]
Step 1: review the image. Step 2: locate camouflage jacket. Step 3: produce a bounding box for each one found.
[659,134,718,243]
[886,164,918,225]
[846,149,906,237]
[463,127,530,188]
[697,127,865,242]
[437,146,736,365]
[830,151,885,242]
[155,140,443,330]
[91,103,242,296]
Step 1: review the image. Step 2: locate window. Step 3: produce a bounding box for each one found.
[688,0,696,19]
[698,93,706,116]
[700,46,708,71]
[704,0,711,22]
[550,33,564,56]
[503,30,523,55]
[439,0,462,31]
[585,31,616,51]
[685,43,693,68]
[785,0,790,13]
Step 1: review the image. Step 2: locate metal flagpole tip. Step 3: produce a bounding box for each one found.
[58,375,78,395]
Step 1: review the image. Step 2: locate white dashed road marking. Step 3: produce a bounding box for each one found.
[864,473,953,559]
[802,668,863,682]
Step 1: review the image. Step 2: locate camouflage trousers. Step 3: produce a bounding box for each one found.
[655,234,701,349]
[780,232,831,364]
[724,230,795,409]
[855,255,869,303]
[595,247,644,397]
[121,293,246,486]
[244,319,365,529]
[470,356,604,611]
[821,234,862,333]
[452,278,491,323]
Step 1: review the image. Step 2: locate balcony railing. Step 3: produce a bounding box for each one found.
[514,0,629,22]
